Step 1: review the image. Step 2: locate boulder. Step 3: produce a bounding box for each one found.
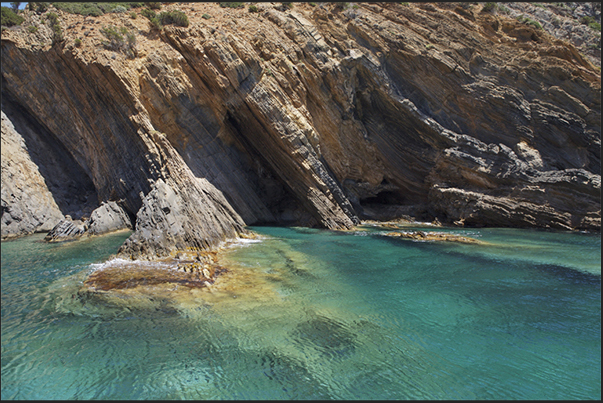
[87,201,132,235]
[44,217,86,242]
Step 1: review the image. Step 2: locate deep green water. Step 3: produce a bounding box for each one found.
[1,225,600,400]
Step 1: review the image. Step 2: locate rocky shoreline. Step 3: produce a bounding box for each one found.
[2,2,600,259]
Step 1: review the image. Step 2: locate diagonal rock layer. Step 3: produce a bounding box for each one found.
[1,2,600,258]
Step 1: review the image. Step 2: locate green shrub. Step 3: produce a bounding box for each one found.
[202,13,212,19]
[1,6,24,26]
[219,2,244,8]
[249,5,258,13]
[516,15,542,30]
[46,12,59,25]
[144,2,161,10]
[141,8,156,19]
[580,16,596,25]
[497,4,510,14]
[52,3,141,17]
[28,25,38,33]
[29,2,49,13]
[157,10,189,27]
[282,2,293,9]
[551,2,568,9]
[100,25,124,49]
[51,24,63,44]
[100,25,137,57]
[309,2,316,7]
[589,22,601,32]
[130,11,137,19]
[74,37,82,46]
[400,2,409,5]
[527,19,542,30]
[482,2,496,12]
[149,17,162,30]
[333,2,349,9]
[52,3,103,17]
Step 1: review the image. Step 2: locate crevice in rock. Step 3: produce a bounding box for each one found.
[223,110,299,225]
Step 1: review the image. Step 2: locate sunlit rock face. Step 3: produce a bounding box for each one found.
[1,2,600,255]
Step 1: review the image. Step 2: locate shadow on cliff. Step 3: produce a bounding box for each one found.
[1,86,99,220]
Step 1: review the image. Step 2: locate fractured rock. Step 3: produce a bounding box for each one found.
[44,217,87,242]
[87,201,133,235]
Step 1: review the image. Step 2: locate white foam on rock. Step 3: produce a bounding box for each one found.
[88,257,173,272]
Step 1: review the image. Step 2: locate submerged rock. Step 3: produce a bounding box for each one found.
[384,231,485,245]
[78,252,227,310]
[83,263,225,292]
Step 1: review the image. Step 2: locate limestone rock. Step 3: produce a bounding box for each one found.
[1,111,64,239]
[44,217,86,242]
[385,230,485,245]
[87,201,133,236]
[1,2,600,254]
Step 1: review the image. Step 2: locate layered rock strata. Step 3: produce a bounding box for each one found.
[44,201,133,242]
[1,110,64,238]
[1,2,600,257]
[88,201,133,235]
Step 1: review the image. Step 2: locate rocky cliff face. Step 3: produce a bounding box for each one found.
[1,2,600,258]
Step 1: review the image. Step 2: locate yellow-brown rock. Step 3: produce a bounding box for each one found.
[1,2,600,256]
[384,230,485,245]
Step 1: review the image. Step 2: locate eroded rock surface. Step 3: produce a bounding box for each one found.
[1,2,600,256]
[1,111,64,239]
[384,230,485,245]
[88,201,133,236]
[44,217,87,242]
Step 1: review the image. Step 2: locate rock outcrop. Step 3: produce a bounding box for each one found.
[502,2,601,69]
[1,2,600,257]
[1,110,64,238]
[88,201,133,236]
[44,201,132,242]
[384,230,485,244]
[44,217,87,242]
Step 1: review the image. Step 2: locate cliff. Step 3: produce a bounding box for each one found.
[1,2,600,259]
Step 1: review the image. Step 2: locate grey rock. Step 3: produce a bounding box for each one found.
[1,2,600,254]
[1,111,64,239]
[44,218,86,242]
[87,201,133,235]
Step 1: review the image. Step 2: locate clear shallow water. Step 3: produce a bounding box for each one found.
[1,225,600,400]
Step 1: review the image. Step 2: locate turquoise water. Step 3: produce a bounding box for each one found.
[1,225,600,399]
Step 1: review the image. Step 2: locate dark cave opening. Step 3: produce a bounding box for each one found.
[360,190,401,206]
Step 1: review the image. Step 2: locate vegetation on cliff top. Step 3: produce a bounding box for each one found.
[51,3,143,17]
[157,10,189,28]
[45,11,63,44]
[1,6,24,27]
[140,7,189,30]
[100,25,137,58]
